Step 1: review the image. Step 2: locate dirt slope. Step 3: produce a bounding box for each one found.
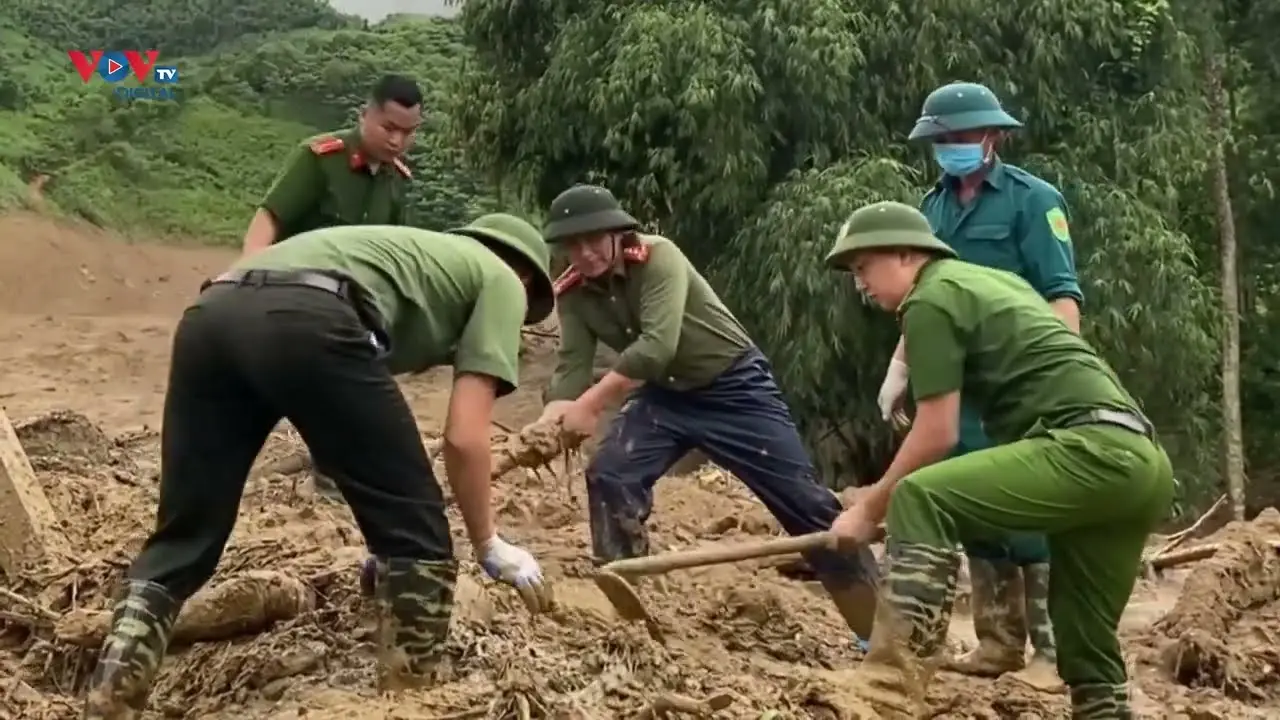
[1,213,1277,719]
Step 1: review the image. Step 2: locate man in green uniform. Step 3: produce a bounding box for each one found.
[826,201,1173,719]
[537,184,881,641]
[240,74,424,256]
[81,216,556,720]
[875,81,1082,688]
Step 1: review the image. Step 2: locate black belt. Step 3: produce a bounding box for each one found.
[201,268,391,355]
[1063,409,1153,438]
[203,268,346,295]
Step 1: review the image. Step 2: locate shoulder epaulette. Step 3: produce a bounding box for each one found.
[553,267,585,297]
[391,157,412,179]
[309,136,345,156]
[622,244,651,264]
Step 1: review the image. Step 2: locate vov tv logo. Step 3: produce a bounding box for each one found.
[67,50,181,101]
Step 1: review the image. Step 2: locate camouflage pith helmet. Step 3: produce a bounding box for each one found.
[908,82,1023,141]
[449,213,555,325]
[825,201,957,270]
[543,185,640,242]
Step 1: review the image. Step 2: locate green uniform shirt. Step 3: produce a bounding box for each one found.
[902,259,1139,445]
[920,160,1083,304]
[261,129,412,243]
[546,235,751,401]
[234,225,526,396]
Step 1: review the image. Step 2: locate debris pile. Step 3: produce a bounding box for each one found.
[1,409,1276,719]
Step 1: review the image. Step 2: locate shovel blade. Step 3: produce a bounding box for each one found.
[593,570,652,622]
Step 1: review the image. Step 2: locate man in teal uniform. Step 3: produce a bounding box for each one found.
[876,81,1080,689]
[81,217,556,719]
[826,201,1172,719]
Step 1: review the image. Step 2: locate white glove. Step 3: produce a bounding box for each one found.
[877,358,909,422]
[477,535,554,613]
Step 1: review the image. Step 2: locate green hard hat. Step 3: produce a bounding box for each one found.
[543,184,640,242]
[449,213,555,325]
[908,82,1023,141]
[825,201,957,270]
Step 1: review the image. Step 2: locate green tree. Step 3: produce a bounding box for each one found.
[10,0,357,58]
[453,0,1220,485]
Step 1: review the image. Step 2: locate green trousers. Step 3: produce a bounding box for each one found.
[885,425,1174,688]
[956,404,1050,564]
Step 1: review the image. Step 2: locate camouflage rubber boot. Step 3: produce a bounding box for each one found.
[943,558,1027,676]
[374,557,456,692]
[844,542,961,718]
[82,580,181,720]
[1007,562,1064,692]
[1070,683,1132,719]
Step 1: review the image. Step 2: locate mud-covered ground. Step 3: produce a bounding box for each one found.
[1,213,1279,718]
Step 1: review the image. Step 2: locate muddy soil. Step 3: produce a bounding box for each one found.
[1,213,1278,718]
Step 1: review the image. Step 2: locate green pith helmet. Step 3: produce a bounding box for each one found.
[449,213,555,324]
[908,82,1023,141]
[543,184,640,242]
[825,201,957,270]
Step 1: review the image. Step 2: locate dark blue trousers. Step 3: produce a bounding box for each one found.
[585,348,879,589]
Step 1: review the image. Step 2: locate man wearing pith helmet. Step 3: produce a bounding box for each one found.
[826,201,1173,720]
[533,184,882,641]
[873,81,1084,689]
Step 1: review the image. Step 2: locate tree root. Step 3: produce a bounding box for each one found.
[491,419,586,481]
[53,570,315,648]
[634,691,735,718]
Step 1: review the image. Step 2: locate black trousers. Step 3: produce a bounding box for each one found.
[129,281,451,602]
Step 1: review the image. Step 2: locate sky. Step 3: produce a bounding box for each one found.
[328,0,458,21]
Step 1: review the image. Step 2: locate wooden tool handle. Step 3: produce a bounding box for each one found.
[601,532,836,576]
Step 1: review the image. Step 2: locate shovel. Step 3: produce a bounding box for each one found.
[592,532,839,626]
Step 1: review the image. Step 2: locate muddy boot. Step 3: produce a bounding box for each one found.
[360,556,377,598]
[845,542,961,718]
[943,557,1027,676]
[1070,683,1131,719]
[373,557,456,692]
[1007,562,1063,692]
[586,485,650,563]
[82,580,181,720]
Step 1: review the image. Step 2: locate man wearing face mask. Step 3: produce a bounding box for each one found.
[239,74,423,258]
[536,184,882,643]
[874,81,1083,691]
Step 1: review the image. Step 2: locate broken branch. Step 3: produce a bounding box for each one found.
[1147,539,1280,571]
[54,570,314,648]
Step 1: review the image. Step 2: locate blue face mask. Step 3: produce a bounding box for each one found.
[933,143,986,177]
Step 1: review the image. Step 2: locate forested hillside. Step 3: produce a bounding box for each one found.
[0,0,494,239]
[450,0,1279,514]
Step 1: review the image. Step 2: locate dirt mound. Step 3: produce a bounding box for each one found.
[3,412,1277,719]
[0,212,230,318]
[1145,509,1280,703]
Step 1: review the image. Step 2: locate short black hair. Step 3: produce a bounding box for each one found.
[370,74,423,109]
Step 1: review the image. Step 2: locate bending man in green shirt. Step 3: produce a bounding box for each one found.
[882,81,1083,688]
[240,74,423,257]
[826,201,1173,720]
[81,216,556,720]
[538,184,880,642]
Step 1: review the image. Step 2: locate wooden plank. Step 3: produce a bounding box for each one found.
[0,408,72,577]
